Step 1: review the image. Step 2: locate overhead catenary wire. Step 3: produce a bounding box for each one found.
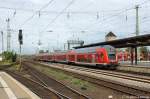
[82,1,150,34]
[19,0,55,28]
[138,0,150,7]
[41,0,76,32]
[81,7,135,31]
[98,11,138,31]
[103,6,150,33]
[39,0,54,11]
[75,0,150,33]
[0,6,130,14]
[0,6,35,12]
[0,0,148,22]
[20,14,35,27]
[1,0,150,34]
[0,1,148,17]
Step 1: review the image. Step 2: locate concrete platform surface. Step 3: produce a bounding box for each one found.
[118,61,149,73]
[0,71,40,99]
[120,61,150,67]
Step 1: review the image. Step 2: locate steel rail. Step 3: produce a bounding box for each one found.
[6,70,65,99]
[22,62,91,99]
[63,64,150,84]
[31,61,150,97]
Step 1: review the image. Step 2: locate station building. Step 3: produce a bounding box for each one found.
[105,31,117,41]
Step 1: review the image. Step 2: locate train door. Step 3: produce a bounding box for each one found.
[95,51,105,63]
[95,53,100,63]
[92,54,95,63]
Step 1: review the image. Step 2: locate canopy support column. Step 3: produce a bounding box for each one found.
[131,47,134,65]
[135,47,138,65]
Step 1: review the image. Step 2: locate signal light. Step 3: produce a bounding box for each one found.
[18,29,23,45]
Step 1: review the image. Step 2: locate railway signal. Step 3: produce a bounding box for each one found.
[19,30,23,45]
[18,29,23,71]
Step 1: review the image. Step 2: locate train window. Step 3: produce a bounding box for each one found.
[95,54,99,57]
[109,54,116,60]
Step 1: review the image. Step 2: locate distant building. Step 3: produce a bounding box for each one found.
[54,50,62,52]
[105,31,117,41]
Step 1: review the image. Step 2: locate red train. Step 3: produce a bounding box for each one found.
[35,45,118,69]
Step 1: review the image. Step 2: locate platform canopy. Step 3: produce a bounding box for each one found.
[74,34,150,49]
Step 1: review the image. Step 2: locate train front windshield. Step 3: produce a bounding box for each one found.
[104,45,116,60]
[108,54,116,60]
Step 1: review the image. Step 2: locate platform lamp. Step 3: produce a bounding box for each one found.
[18,29,23,71]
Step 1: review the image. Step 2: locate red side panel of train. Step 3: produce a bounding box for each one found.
[67,50,76,62]
[35,45,118,68]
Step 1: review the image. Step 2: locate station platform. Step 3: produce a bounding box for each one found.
[0,71,40,99]
[120,61,150,67]
[118,61,150,74]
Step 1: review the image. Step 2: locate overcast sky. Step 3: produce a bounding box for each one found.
[0,0,150,54]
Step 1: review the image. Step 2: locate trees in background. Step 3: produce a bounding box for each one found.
[2,51,17,62]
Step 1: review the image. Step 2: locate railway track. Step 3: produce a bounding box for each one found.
[6,70,65,99]
[27,61,150,97]
[61,64,150,84]
[22,62,91,99]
